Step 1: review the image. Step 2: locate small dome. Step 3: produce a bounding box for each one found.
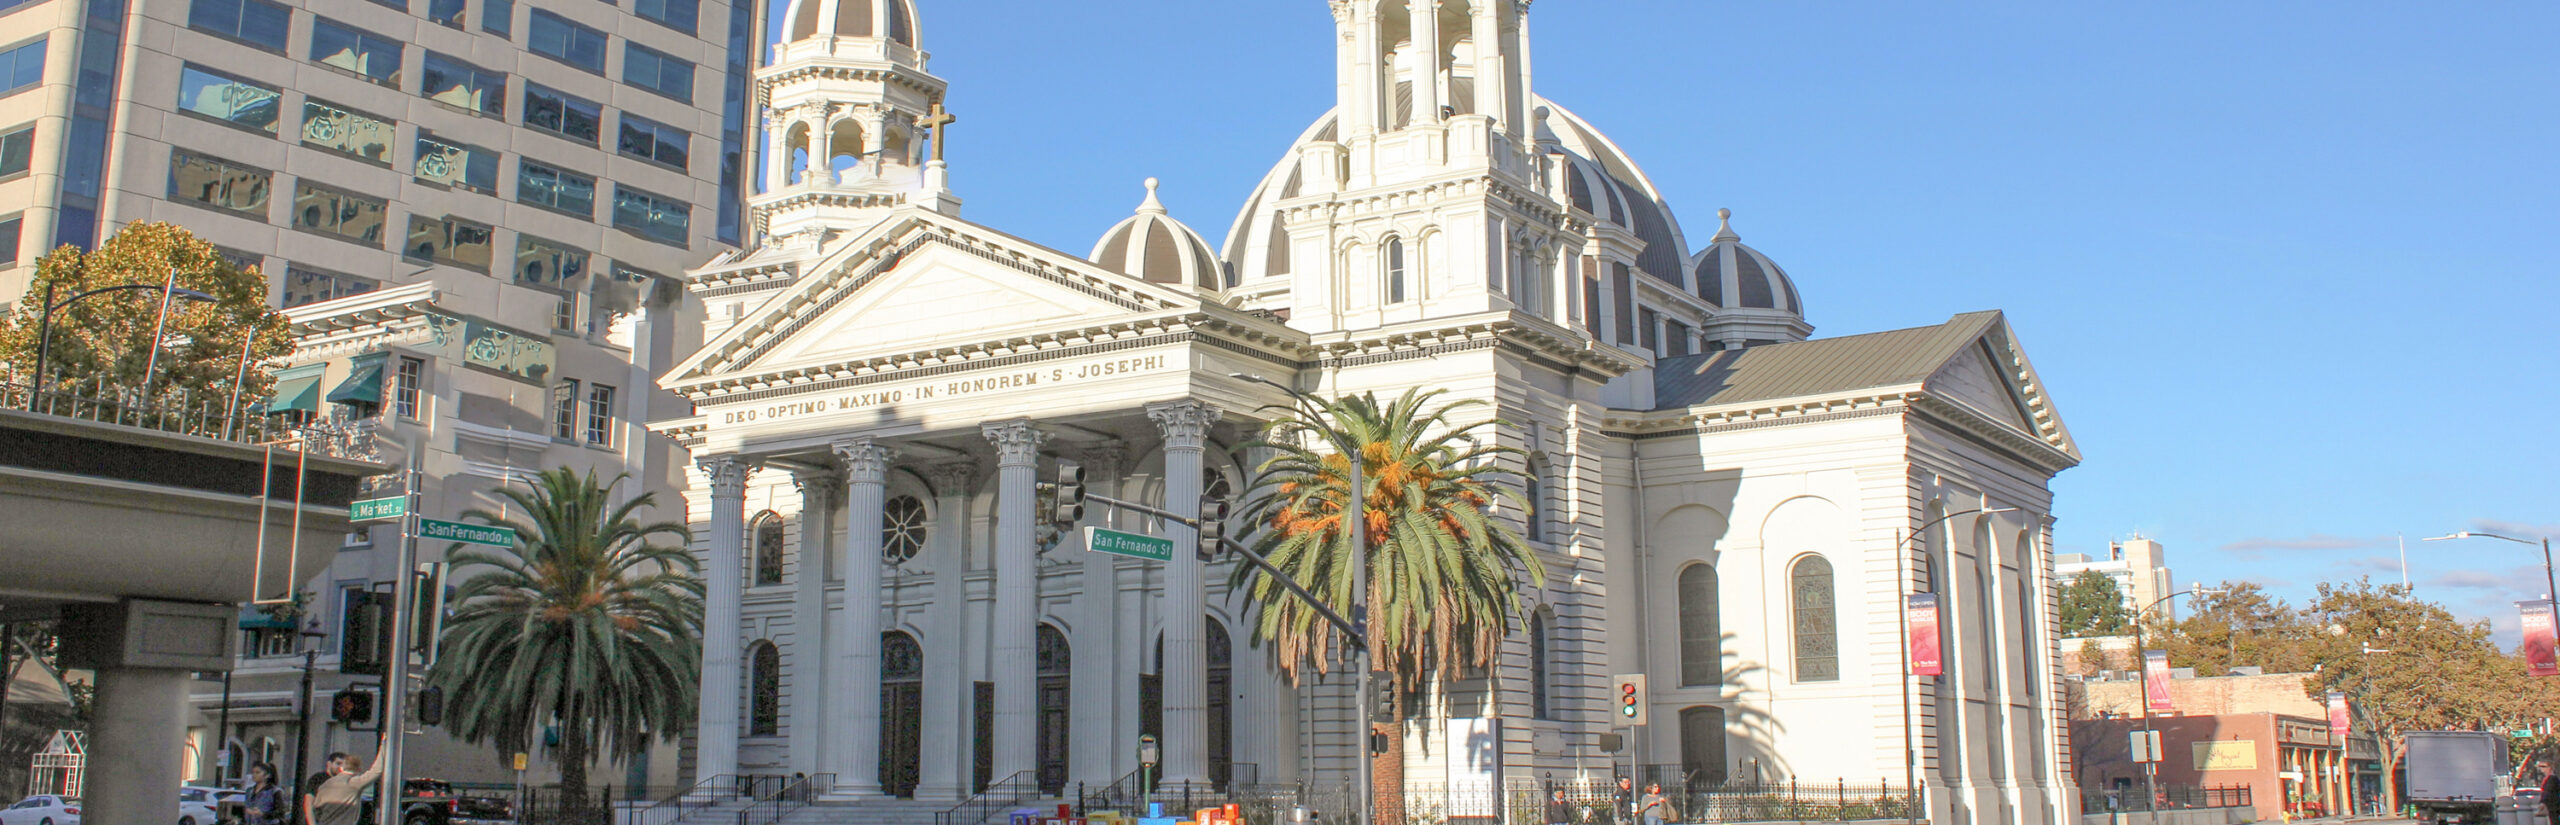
[1091,179,1227,290]
[783,0,917,45]
[1687,209,1802,315]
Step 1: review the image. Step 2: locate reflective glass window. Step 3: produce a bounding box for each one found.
[174,64,279,132]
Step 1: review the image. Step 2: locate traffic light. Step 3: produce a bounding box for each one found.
[1051,462,1086,527]
[1196,495,1230,562]
[330,688,377,725]
[411,563,449,668]
[1611,673,1648,727]
[340,591,390,676]
[1368,670,1396,723]
[415,686,446,727]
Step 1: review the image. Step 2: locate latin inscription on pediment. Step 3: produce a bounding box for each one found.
[711,352,1176,429]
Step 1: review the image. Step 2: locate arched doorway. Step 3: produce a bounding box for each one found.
[880,631,923,797]
[1142,621,1237,788]
[1037,624,1071,794]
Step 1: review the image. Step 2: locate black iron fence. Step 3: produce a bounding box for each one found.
[2078,783,2253,814]
[1079,780,1919,825]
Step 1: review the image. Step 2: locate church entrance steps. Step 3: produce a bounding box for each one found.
[768,796,1074,825]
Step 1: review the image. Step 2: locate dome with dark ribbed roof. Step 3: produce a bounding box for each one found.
[1091,179,1228,291]
[783,0,917,45]
[1688,209,1801,315]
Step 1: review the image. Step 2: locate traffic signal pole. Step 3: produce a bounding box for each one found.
[373,468,421,825]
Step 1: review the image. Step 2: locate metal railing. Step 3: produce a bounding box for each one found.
[936,770,1040,825]
[3,369,382,460]
[1092,779,1924,825]
[738,773,833,825]
[629,774,786,825]
[2079,783,2253,814]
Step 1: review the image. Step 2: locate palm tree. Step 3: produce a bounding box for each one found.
[1229,388,1544,824]
[427,468,700,816]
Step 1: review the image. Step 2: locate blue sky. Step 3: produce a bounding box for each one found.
[806,2,2558,630]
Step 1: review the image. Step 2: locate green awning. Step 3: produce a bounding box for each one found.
[265,363,326,416]
[326,359,385,405]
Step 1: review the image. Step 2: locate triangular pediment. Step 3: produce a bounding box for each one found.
[670,208,1209,384]
[1919,313,2080,464]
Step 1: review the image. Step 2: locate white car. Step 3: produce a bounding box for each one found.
[0,795,80,825]
[176,786,227,825]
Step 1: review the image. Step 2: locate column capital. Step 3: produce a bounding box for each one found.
[981,420,1049,467]
[792,470,845,503]
[1146,400,1223,452]
[832,437,897,485]
[925,460,978,496]
[697,455,755,497]
[1070,442,1129,479]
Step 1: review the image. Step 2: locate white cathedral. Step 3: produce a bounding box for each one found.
[653,2,2084,824]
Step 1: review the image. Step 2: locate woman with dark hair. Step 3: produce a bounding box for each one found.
[244,762,287,825]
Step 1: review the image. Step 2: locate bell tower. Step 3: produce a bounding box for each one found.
[1279,0,1580,335]
[752,0,958,249]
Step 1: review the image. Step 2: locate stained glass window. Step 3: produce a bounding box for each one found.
[1791,555,1838,682]
[748,641,780,736]
[752,512,785,586]
[883,495,926,564]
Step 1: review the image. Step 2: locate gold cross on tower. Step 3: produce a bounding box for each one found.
[920,103,957,162]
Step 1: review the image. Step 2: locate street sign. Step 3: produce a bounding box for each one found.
[513,752,529,771]
[1085,526,1172,562]
[419,518,516,548]
[2515,729,2535,739]
[350,497,408,522]
[2129,730,2164,763]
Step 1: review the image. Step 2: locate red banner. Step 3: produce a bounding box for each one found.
[2326,691,2351,737]
[1907,593,1943,676]
[2522,600,2558,676]
[2144,650,2174,713]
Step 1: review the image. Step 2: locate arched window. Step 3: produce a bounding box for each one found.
[748,640,781,736]
[1385,237,1407,303]
[752,512,786,586]
[1790,555,1838,682]
[1678,564,1722,686]
[883,495,927,564]
[1529,609,1555,719]
[1523,455,1547,543]
[1036,624,1071,676]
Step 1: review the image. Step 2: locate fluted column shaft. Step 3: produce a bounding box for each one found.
[1069,446,1126,785]
[694,457,753,783]
[792,472,841,777]
[834,438,894,794]
[983,420,1048,783]
[1409,0,1441,125]
[916,462,976,801]
[1149,400,1219,786]
[1473,2,1504,131]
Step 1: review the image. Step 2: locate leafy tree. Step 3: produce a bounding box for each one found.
[2059,571,2133,637]
[0,222,290,407]
[427,469,699,813]
[2301,579,2521,813]
[2139,581,2321,677]
[1230,388,1543,825]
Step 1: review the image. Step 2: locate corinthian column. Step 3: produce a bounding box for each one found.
[1069,444,1126,785]
[790,471,842,777]
[982,420,1049,785]
[1148,399,1221,787]
[832,438,894,795]
[694,456,754,783]
[916,461,976,801]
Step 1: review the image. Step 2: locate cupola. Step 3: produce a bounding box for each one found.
[781,0,918,46]
[1689,209,1811,347]
[1091,179,1227,291]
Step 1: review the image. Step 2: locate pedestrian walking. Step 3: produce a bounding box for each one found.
[304,732,391,825]
[1547,787,1576,825]
[1637,783,1675,825]
[243,762,287,825]
[1612,776,1634,825]
[2536,758,2560,825]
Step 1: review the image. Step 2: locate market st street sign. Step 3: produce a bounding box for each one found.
[349,497,408,522]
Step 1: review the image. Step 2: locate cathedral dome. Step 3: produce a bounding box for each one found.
[1223,97,1691,286]
[1687,209,1802,315]
[1092,179,1228,291]
[782,0,918,45]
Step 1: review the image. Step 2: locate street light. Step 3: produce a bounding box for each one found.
[28,280,218,404]
[1231,372,1372,825]
[1894,504,2014,824]
[2423,531,2557,605]
[2133,583,2226,824]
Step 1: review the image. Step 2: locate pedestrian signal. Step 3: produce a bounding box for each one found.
[340,590,390,676]
[1612,673,1647,727]
[331,688,377,725]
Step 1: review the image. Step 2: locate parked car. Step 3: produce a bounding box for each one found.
[177,785,231,825]
[0,795,80,825]
[398,779,513,825]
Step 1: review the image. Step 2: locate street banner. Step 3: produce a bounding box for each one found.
[1906,593,1943,676]
[2143,650,2174,713]
[2521,600,2558,676]
[2326,692,2350,737]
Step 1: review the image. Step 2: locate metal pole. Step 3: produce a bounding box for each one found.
[139,264,180,403]
[1351,448,1372,825]
[224,326,257,440]
[292,648,316,825]
[218,669,236,783]
[2542,538,2555,606]
[30,277,56,404]
[1896,528,1917,825]
[374,467,421,825]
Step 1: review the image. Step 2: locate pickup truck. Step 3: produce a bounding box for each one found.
[396,779,513,825]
